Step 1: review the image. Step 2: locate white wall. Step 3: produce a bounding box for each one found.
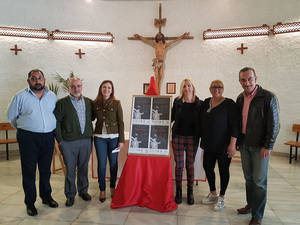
[0,0,299,152]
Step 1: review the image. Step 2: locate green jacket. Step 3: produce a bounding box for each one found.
[93,99,125,143]
[54,96,93,143]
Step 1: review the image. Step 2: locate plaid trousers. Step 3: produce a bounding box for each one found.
[172,135,199,189]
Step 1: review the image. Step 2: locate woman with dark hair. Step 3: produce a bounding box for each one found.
[171,78,203,205]
[200,80,239,211]
[93,80,125,202]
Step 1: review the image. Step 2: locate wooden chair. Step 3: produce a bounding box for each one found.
[284,124,300,164]
[52,140,66,176]
[0,123,18,160]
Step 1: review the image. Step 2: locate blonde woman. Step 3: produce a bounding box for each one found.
[171,78,203,205]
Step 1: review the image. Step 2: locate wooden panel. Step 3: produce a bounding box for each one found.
[0,123,14,131]
[0,138,17,144]
[284,141,300,147]
[292,124,300,132]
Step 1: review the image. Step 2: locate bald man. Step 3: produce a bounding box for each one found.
[54,78,93,207]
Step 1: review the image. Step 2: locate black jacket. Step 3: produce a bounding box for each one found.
[236,85,280,150]
[171,96,203,138]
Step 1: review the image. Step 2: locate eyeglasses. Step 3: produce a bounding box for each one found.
[70,84,82,89]
[210,86,223,89]
[30,76,44,82]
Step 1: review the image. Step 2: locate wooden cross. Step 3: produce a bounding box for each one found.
[154,3,166,33]
[128,3,193,41]
[10,44,22,55]
[128,4,193,94]
[237,43,248,54]
[75,49,85,59]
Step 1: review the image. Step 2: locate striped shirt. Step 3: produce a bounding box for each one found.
[69,95,86,134]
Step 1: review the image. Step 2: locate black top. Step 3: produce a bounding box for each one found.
[171,96,203,138]
[200,97,239,153]
[177,102,197,136]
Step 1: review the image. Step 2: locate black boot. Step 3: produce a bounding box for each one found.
[175,187,182,204]
[187,188,194,205]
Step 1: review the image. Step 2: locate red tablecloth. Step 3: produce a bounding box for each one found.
[110,155,177,212]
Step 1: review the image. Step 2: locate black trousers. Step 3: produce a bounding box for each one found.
[203,150,231,196]
[17,129,54,205]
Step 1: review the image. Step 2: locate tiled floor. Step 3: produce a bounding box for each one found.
[0,152,299,225]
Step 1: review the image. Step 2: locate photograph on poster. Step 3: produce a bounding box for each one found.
[130,124,149,148]
[150,125,169,150]
[133,96,151,120]
[152,97,170,120]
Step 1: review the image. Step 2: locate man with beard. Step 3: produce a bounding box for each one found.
[54,77,93,207]
[7,69,58,216]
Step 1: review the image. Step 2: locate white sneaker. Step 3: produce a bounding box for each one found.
[214,197,225,211]
[201,193,218,205]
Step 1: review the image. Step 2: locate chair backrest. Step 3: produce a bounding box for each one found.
[0,123,14,131]
[292,124,300,132]
[292,124,300,141]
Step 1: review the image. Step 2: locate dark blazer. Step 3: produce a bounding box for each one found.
[54,96,93,143]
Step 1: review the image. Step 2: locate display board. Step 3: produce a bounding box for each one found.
[129,95,172,156]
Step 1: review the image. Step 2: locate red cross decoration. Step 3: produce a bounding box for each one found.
[237,43,248,54]
[10,44,22,55]
[75,49,85,59]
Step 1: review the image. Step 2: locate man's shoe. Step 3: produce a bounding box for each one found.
[175,187,182,204]
[26,204,38,216]
[249,217,262,225]
[42,197,59,208]
[65,197,75,207]
[237,205,251,214]
[79,192,91,201]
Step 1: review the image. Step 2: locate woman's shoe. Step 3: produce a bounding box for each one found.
[175,187,182,204]
[99,191,106,203]
[110,188,115,198]
[187,188,194,205]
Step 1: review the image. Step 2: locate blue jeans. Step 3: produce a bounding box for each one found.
[94,136,119,191]
[240,145,269,219]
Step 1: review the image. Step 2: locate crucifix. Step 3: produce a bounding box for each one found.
[75,49,85,59]
[237,43,248,54]
[10,44,22,55]
[128,3,193,94]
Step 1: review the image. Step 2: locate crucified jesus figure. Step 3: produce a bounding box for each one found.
[134,32,190,93]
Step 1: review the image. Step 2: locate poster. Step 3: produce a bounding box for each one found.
[129,95,172,156]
